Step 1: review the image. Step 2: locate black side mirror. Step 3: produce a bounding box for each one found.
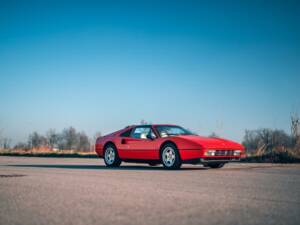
[146,133,154,140]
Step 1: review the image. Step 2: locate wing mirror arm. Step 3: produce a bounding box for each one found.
[146,134,154,140]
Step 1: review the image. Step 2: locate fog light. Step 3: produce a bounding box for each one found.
[205,150,216,156]
[234,150,241,156]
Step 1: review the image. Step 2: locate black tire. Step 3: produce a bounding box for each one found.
[160,143,182,170]
[207,163,225,169]
[103,144,121,167]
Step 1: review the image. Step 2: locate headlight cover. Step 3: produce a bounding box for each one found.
[205,150,216,156]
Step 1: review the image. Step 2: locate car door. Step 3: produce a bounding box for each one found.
[119,126,160,160]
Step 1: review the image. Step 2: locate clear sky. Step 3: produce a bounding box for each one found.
[0,0,299,144]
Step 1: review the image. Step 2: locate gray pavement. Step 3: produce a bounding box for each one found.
[0,156,300,225]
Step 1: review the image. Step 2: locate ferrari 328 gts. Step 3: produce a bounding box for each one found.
[95,124,244,169]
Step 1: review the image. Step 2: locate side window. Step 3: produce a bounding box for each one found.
[120,128,132,137]
[131,127,156,139]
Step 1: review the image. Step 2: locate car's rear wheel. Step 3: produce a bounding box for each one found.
[160,143,182,170]
[104,144,121,167]
[207,163,225,169]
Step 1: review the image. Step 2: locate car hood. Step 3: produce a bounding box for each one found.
[175,135,244,150]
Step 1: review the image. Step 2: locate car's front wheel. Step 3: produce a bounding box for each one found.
[104,144,121,167]
[160,143,182,170]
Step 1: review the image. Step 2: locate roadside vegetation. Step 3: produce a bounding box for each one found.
[0,127,100,156]
[241,114,300,163]
[1,116,300,163]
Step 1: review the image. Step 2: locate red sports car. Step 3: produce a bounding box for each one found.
[95,124,244,169]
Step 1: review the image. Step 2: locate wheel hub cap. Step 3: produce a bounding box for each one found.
[105,147,115,165]
[162,147,175,167]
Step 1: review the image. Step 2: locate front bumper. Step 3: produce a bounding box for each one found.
[179,149,243,162]
[182,157,240,164]
[200,157,240,163]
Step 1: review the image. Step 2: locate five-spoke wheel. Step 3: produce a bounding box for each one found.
[104,144,121,167]
[160,143,182,169]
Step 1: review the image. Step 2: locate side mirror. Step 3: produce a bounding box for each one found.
[146,133,154,140]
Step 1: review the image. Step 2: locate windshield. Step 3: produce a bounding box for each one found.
[155,126,193,137]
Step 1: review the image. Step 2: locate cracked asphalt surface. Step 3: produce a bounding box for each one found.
[0,156,300,225]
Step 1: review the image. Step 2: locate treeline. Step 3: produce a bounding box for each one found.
[243,129,297,153]
[241,114,300,162]
[13,127,101,152]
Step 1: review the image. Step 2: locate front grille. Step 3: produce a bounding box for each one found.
[215,150,234,156]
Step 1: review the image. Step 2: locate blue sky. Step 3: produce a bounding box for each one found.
[0,0,299,144]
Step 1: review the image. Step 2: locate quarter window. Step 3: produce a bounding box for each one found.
[120,128,132,137]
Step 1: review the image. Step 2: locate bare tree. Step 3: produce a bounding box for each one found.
[272,129,292,148]
[243,129,260,152]
[78,132,90,151]
[61,127,79,150]
[2,138,11,149]
[291,113,300,143]
[46,129,59,150]
[28,132,47,149]
[0,129,4,149]
[291,113,300,154]
[291,113,300,138]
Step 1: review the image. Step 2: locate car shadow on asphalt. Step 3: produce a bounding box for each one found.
[6,164,208,171]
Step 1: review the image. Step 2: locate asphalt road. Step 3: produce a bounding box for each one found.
[0,157,300,225]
